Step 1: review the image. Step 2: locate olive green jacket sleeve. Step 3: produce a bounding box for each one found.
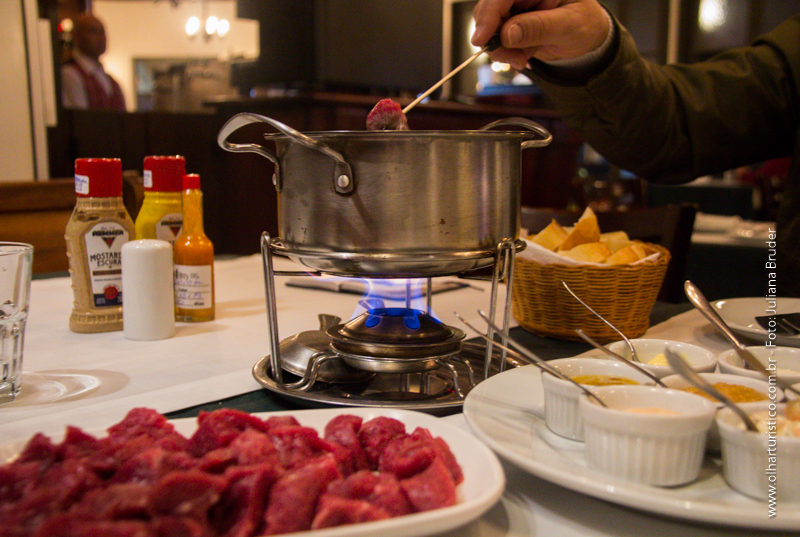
[522,15,800,185]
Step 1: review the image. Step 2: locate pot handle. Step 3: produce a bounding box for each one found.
[217,112,354,194]
[479,117,553,149]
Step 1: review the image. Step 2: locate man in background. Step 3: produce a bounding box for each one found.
[61,13,126,111]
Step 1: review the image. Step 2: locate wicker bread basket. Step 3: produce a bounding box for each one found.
[511,243,671,343]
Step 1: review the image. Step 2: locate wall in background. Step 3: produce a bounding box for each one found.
[93,0,259,111]
[1,0,36,181]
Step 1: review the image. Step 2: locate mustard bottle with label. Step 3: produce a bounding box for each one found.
[65,158,135,333]
[134,155,185,245]
[173,174,215,322]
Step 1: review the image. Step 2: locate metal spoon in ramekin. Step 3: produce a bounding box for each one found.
[454,311,607,407]
[664,346,759,431]
[562,281,641,363]
[575,328,667,387]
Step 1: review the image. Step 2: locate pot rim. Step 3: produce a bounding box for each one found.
[264,129,539,141]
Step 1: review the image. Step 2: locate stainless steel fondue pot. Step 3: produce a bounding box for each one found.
[217,113,552,277]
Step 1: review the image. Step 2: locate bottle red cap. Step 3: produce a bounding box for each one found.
[74,158,122,198]
[143,156,185,192]
[183,174,201,190]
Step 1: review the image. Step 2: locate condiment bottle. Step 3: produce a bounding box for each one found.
[173,174,215,322]
[65,158,135,333]
[134,155,185,244]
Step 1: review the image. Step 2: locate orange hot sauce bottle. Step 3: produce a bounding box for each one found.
[173,174,215,322]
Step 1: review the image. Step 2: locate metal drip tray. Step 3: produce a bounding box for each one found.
[269,237,526,277]
[252,342,523,414]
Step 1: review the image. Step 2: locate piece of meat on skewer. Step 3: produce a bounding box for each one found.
[366,99,409,131]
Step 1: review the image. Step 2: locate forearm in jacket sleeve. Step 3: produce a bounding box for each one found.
[522,15,800,184]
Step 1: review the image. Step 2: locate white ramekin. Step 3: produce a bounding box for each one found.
[717,346,800,386]
[661,372,783,452]
[579,385,716,486]
[716,401,800,502]
[541,357,654,441]
[607,339,717,379]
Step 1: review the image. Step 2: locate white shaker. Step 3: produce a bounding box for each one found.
[121,239,175,340]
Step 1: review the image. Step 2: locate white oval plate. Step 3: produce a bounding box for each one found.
[1,408,504,537]
[713,297,800,347]
[463,365,800,531]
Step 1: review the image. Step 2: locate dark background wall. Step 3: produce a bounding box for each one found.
[314,0,443,95]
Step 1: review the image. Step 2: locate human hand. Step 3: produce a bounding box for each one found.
[471,0,610,69]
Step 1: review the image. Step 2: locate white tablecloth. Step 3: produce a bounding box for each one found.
[3,254,506,442]
[6,254,794,536]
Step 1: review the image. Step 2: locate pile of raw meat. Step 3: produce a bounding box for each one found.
[0,408,463,537]
[366,99,409,131]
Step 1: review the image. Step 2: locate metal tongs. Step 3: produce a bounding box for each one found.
[455,310,607,407]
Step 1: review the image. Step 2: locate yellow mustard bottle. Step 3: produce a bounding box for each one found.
[135,155,185,245]
[65,158,135,333]
[173,174,215,322]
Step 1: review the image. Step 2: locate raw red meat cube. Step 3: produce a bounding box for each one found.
[31,515,156,537]
[262,454,342,534]
[148,471,227,520]
[311,495,390,529]
[324,470,412,517]
[70,483,151,520]
[358,417,407,469]
[111,448,197,485]
[324,415,370,472]
[262,415,300,431]
[366,99,409,130]
[107,408,176,442]
[378,434,436,479]
[409,427,464,484]
[267,425,338,470]
[15,432,58,466]
[208,463,282,537]
[400,457,456,512]
[187,409,268,457]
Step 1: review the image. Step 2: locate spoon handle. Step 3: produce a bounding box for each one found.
[562,281,640,363]
[455,311,607,408]
[684,281,800,398]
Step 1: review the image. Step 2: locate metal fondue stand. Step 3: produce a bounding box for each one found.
[215,112,550,410]
[257,232,522,411]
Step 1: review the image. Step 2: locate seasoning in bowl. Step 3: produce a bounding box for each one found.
[607,339,717,379]
[570,375,639,386]
[744,410,800,437]
[681,382,769,403]
[541,358,655,441]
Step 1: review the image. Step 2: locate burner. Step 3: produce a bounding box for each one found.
[257,233,519,411]
[326,308,466,370]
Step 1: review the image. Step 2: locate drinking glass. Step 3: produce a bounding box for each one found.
[0,242,33,403]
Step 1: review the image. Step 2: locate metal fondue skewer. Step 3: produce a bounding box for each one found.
[402,33,502,115]
[455,312,607,407]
